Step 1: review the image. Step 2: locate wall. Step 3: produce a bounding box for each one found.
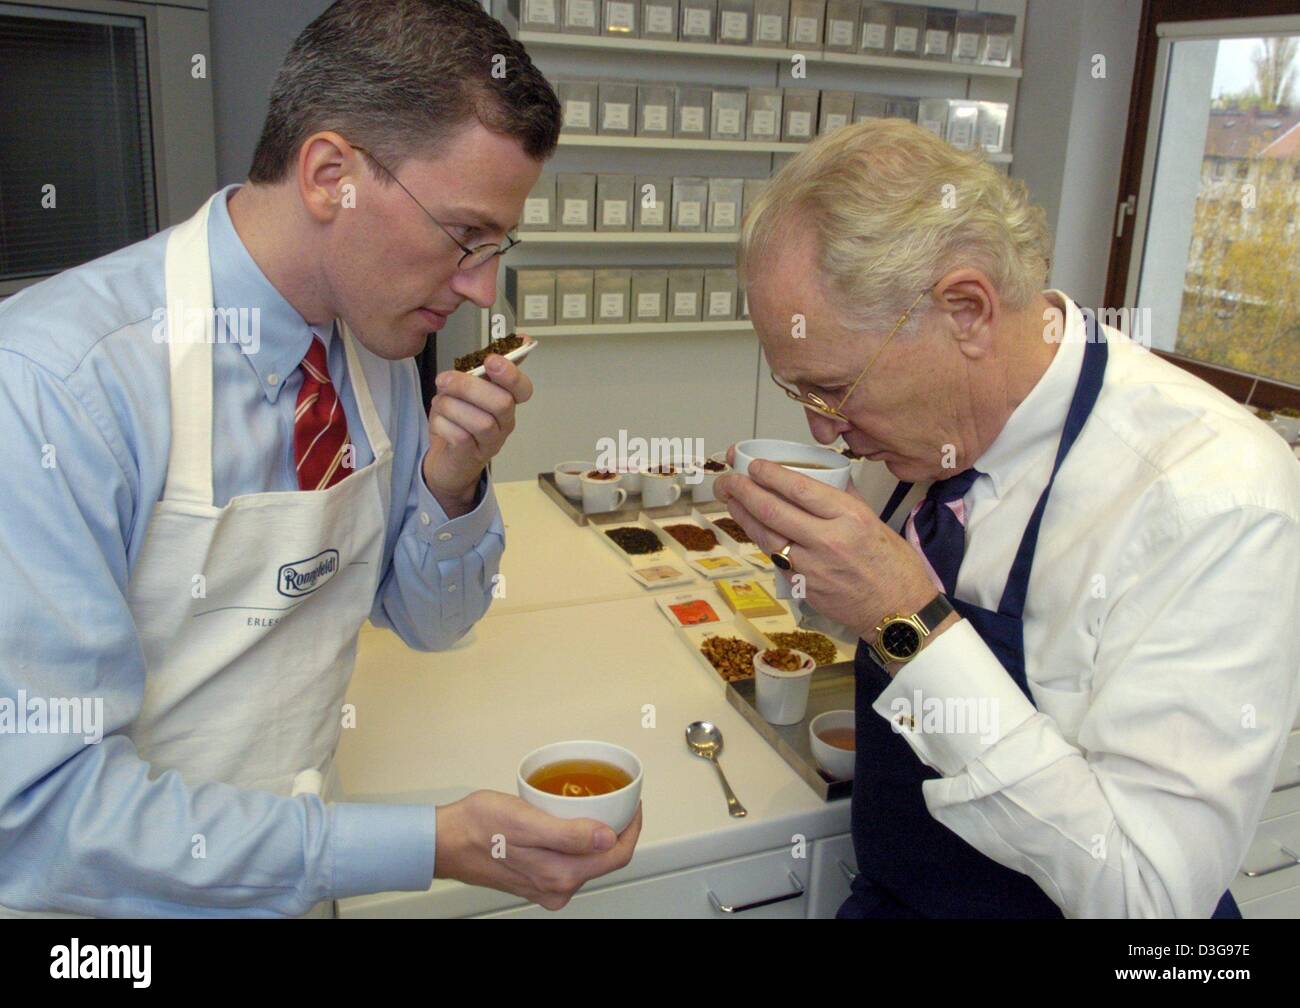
[205,0,1139,482]
[1012,0,1141,307]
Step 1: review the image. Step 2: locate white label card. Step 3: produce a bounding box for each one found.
[523,198,550,225]
[561,198,589,225]
[565,100,591,129]
[602,200,628,226]
[677,201,701,226]
[602,102,630,130]
[523,295,549,321]
[599,293,625,318]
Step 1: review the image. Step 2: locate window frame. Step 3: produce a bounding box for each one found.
[1104,0,1300,408]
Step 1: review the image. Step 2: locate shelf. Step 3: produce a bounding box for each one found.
[518,31,1022,79]
[557,132,1013,163]
[557,134,806,153]
[516,320,754,337]
[517,231,738,243]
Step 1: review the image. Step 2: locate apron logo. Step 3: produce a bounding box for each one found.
[277,549,340,598]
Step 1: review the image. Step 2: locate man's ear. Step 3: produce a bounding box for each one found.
[297,132,351,224]
[928,269,998,360]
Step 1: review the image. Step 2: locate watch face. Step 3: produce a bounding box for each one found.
[881,620,921,659]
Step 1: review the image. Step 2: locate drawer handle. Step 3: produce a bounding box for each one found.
[1242,845,1300,878]
[708,872,805,914]
[837,859,859,884]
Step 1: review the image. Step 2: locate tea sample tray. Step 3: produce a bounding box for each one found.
[648,515,746,580]
[698,512,773,571]
[589,514,695,588]
[536,472,691,527]
[727,666,856,802]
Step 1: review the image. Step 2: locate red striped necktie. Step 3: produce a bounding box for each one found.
[294,332,352,491]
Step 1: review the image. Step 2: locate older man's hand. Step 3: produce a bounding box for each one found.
[714,455,940,642]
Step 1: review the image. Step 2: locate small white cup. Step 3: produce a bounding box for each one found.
[640,469,682,508]
[554,461,593,500]
[518,740,643,832]
[616,464,643,494]
[581,470,627,513]
[809,710,855,781]
[688,458,731,502]
[733,439,851,490]
[754,647,815,725]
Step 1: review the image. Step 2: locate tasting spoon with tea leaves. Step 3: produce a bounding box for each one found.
[686,721,747,818]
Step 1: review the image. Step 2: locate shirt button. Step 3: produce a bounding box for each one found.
[419,512,431,526]
[438,532,453,541]
[267,373,280,386]
[447,584,458,593]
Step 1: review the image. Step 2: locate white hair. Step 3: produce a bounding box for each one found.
[737,118,1052,334]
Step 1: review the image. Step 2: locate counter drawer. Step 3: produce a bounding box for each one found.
[808,832,857,918]
[476,845,810,918]
[1231,808,1300,905]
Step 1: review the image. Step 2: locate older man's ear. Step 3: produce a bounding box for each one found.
[929,269,999,359]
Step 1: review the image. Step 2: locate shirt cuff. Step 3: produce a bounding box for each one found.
[328,802,438,899]
[871,618,1038,777]
[414,470,499,560]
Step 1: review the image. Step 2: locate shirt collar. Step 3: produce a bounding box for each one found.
[208,183,316,404]
[972,289,1086,499]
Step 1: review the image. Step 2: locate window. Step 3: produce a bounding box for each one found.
[1115,15,1300,389]
[0,5,157,285]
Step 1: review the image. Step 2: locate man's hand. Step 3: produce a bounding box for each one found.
[714,453,944,645]
[434,790,642,911]
[423,348,535,517]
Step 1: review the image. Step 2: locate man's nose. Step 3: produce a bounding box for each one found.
[451,260,498,309]
[808,410,850,444]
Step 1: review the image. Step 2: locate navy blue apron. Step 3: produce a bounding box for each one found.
[838,323,1240,919]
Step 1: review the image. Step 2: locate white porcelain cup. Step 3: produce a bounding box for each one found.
[640,469,682,508]
[554,461,594,500]
[581,470,627,513]
[517,740,643,832]
[809,710,855,780]
[616,464,643,494]
[733,439,851,490]
[688,458,731,502]
[754,647,815,725]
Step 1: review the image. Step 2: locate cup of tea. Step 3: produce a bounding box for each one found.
[517,740,643,832]
[753,647,815,725]
[809,710,855,780]
[554,461,594,500]
[616,463,643,494]
[640,468,682,508]
[732,439,851,490]
[581,470,627,514]
[687,456,730,503]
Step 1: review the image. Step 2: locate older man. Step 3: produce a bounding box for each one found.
[716,119,1300,918]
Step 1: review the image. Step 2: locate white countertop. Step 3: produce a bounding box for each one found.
[337,479,852,917]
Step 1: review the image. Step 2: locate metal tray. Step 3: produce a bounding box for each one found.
[537,471,693,526]
[726,664,856,802]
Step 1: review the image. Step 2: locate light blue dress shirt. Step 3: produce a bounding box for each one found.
[0,185,504,916]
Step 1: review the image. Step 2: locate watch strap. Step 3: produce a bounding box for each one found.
[916,593,954,633]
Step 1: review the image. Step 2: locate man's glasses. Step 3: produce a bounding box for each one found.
[349,143,521,271]
[770,289,929,421]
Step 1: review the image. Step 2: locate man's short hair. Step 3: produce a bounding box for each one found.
[249,0,561,182]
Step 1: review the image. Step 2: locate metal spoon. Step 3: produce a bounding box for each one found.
[686,721,747,818]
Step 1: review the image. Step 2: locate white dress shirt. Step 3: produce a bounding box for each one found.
[871,290,1300,918]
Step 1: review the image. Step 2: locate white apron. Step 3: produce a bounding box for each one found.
[1,193,393,917]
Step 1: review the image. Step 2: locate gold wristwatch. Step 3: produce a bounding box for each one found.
[868,594,955,667]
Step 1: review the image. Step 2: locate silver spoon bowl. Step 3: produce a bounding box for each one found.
[686,720,747,818]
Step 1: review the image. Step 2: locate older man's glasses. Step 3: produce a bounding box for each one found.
[349,143,521,271]
[770,289,928,421]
